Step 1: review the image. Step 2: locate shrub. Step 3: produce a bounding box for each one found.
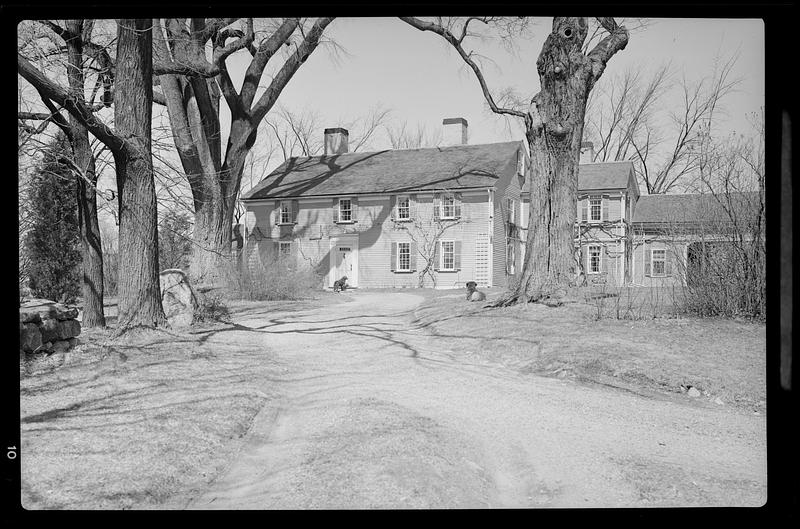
[222,253,323,301]
[194,291,231,323]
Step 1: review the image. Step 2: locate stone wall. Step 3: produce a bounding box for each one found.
[19,299,81,355]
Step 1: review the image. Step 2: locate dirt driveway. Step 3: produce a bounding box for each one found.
[170,291,766,509]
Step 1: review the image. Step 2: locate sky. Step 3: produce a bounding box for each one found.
[223,17,765,175]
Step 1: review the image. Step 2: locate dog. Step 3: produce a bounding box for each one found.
[465,281,486,302]
[333,276,348,293]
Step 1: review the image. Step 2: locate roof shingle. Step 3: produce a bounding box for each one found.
[632,192,762,224]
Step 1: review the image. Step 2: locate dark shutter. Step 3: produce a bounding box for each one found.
[390,242,397,272]
[351,197,358,222]
[581,198,587,222]
[433,242,440,271]
[332,198,339,223]
[390,195,397,220]
[602,195,609,222]
[409,195,416,220]
[410,242,417,271]
[273,240,279,256]
[292,200,299,224]
[644,246,651,277]
[601,246,609,274]
[433,195,441,221]
[454,193,462,218]
[665,250,674,276]
[454,241,462,270]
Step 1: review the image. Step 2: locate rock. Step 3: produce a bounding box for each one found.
[39,318,59,343]
[19,311,42,325]
[52,340,71,353]
[687,387,701,398]
[56,319,81,340]
[160,269,199,328]
[20,323,42,353]
[41,342,54,353]
[20,299,79,321]
[68,338,78,348]
[713,397,724,405]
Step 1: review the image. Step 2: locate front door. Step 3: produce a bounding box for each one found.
[333,241,358,287]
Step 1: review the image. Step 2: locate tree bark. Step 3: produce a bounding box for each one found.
[114,19,167,330]
[65,19,106,328]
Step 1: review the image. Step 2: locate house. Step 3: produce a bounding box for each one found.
[240,119,761,290]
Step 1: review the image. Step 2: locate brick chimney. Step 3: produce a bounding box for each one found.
[442,117,468,146]
[324,128,349,155]
[580,141,595,164]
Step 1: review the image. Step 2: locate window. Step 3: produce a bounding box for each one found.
[506,198,516,224]
[397,242,411,271]
[589,196,602,222]
[279,241,292,256]
[441,195,456,219]
[440,240,455,271]
[651,249,666,276]
[506,239,516,275]
[588,245,601,274]
[339,198,352,222]
[397,195,410,220]
[279,201,292,224]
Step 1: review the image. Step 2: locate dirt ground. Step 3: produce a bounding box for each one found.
[154,290,767,509]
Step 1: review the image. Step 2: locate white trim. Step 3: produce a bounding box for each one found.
[243,188,488,205]
[589,195,602,223]
[337,197,354,223]
[329,235,359,287]
[587,244,602,274]
[396,194,412,221]
[278,200,293,225]
[440,194,457,219]
[650,248,667,277]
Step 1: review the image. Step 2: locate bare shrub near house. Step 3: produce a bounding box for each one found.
[223,253,323,301]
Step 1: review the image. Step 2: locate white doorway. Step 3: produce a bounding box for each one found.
[330,236,359,288]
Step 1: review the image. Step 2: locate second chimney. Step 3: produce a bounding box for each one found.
[324,128,349,155]
[580,141,595,164]
[442,117,468,146]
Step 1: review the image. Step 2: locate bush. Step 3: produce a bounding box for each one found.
[222,254,323,301]
[194,291,231,323]
[103,251,119,297]
[24,133,81,303]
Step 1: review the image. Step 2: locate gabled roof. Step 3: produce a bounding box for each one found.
[632,192,762,225]
[577,161,636,192]
[242,141,522,200]
[242,141,639,201]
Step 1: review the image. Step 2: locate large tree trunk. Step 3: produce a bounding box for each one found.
[498,18,627,305]
[66,19,105,328]
[114,19,167,330]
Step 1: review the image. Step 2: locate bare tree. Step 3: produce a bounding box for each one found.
[18,19,169,332]
[585,54,741,194]
[385,120,442,149]
[152,17,336,283]
[402,17,630,304]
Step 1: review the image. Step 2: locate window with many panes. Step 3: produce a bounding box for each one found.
[397,242,411,271]
[441,195,455,219]
[279,241,292,256]
[397,195,410,220]
[279,201,292,224]
[651,249,666,276]
[440,240,455,271]
[339,198,352,222]
[506,197,516,224]
[588,245,601,274]
[589,196,602,222]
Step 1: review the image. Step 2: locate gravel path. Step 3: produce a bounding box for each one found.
[181,292,766,509]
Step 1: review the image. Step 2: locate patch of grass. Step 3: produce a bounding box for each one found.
[20,321,283,510]
[413,294,766,413]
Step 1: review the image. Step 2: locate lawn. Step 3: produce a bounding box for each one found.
[18,295,338,510]
[411,288,767,414]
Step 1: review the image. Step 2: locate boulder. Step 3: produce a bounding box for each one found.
[20,323,42,353]
[19,311,42,325]
[687,387,701,398]
[57,319,81,340]
[52,340,72,353]
[160,269,199,328]
[39,318,60,343]
[20,299,79,321]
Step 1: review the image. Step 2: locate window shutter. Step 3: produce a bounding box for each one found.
[332,199,339,223]
[390,242,397,272]
[602,195,609,222]
[410,242,417,271]
[409,195,416,220]
[352,197,358,222]
[273,241,279,256]
[454,193,462,218]
[601,247,609,274]
[583,245,589,273]
[292,200,299,224]
[433,195,441,221]
[665,250,673,276]
[390,195,396,220]
[454,241,462,270]
[645,247,651,277]
[581,198,588,222]
[433,242,440,270]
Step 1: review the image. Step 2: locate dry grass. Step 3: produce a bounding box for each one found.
[19,319,284,510]
[413,290,766,413]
